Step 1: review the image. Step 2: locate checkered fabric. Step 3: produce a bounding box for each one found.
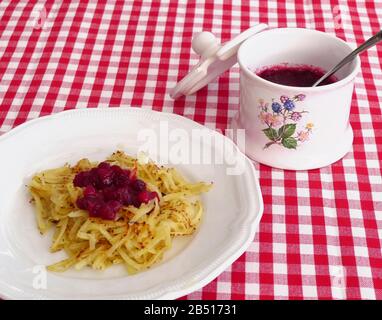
[1,0,382,300]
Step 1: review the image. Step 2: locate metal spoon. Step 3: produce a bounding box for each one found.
[313,29,382,87]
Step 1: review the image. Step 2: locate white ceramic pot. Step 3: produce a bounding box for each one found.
[231,28,360,170]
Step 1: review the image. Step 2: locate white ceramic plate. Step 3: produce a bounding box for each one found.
[0,108,263,299]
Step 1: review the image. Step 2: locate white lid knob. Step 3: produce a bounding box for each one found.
[192,31,220,57]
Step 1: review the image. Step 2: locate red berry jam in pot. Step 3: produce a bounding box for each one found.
[256,64,337,87]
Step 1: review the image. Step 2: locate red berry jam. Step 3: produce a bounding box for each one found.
[73,162,158,220]
[256,64,337,87]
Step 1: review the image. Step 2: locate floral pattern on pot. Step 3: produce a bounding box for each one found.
[258,94,314,149]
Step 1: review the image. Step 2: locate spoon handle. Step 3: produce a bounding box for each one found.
[313,29,382,87]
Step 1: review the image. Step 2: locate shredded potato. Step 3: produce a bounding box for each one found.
[29,151,212,274]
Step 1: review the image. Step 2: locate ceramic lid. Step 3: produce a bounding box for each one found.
[169,24,268,99]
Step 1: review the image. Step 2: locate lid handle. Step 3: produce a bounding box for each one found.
[192,31,221,59]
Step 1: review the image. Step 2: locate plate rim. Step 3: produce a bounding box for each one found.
[0,108,264,300]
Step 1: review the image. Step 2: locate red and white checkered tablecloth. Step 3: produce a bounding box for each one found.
[1,0,382,300]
